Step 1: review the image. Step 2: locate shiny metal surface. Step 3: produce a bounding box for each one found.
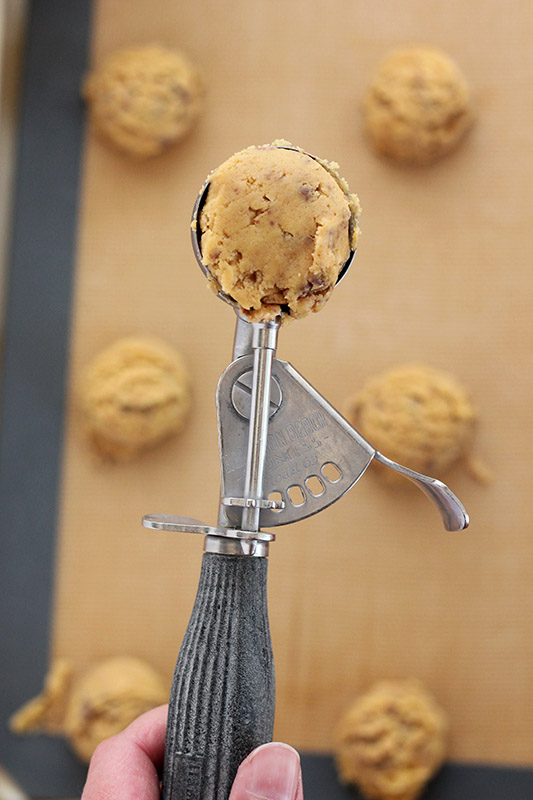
[373,452,469,531]
[142,514,275,542]
[222,496,285,510]
[203,535,269,557]
[216,354,469,531]
[241,321,279,532]
[232,315,255,359]
[231,370,282,419]
[217,355,375,528]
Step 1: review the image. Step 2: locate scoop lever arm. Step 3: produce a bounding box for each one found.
[373,451,469,531]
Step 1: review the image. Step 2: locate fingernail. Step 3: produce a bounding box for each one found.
[236,742,301,800]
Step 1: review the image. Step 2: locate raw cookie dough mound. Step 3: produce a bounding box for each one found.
[83,44,204,158]
[363,46,474,165]
[345,364,476,481]
[79,336,191,462]
[336,680,448,800]
[199,142,360,322]
[10,657,168,763]
[63,657,168,762]
[10,659,74,736]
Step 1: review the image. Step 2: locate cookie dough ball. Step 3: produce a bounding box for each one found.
[10,659,74,736]
[199,141,360,322]
[336,680,448,800]
[10,657,168,763]
[79,336,191,461]
[345,364,476,480]
[63,657,168,762]
[83,44,204,158]
[363,46,474,165]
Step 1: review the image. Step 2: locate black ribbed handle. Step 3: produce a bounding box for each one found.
[162,552,275,800]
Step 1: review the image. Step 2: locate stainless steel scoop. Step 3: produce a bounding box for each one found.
[143,149,469,800]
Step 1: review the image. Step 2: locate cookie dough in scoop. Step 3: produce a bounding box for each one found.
[199,142,360,322]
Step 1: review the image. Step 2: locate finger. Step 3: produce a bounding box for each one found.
[121,703,168,769]
[81,704,168,800]
[229,741,303,800]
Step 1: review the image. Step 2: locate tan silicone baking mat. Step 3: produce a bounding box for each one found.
[51,0,533,764]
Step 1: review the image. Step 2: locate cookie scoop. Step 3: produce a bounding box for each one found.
[194,141,360,322]
[142,142,469,800]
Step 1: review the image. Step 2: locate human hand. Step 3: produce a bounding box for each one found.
[81,705,303,800]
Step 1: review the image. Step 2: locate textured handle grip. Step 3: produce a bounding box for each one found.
[162,552,275,800]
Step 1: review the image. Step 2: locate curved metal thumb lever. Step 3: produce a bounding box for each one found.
[373,451,469,531]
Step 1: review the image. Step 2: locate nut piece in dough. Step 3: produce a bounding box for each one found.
[336,680,448,800]
[345,364,477,482]
[199,142,360,322]
[363,46,474,165]
[10,657,168,763]
[79,336,191,462]
[83,44,204,158]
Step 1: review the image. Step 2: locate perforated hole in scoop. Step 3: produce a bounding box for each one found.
[321,462,342,483]
[269,467,343,515]
[305,475,325,497]
[287,485,306,507]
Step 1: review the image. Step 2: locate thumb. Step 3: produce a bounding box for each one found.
[229,742,303,800]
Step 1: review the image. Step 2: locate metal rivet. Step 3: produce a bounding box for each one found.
[231,371,282,419]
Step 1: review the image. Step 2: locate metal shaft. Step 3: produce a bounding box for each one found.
[241,321,279,531]
[232,314,255,359]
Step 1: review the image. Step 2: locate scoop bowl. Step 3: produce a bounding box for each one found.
[190,144,358,317]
